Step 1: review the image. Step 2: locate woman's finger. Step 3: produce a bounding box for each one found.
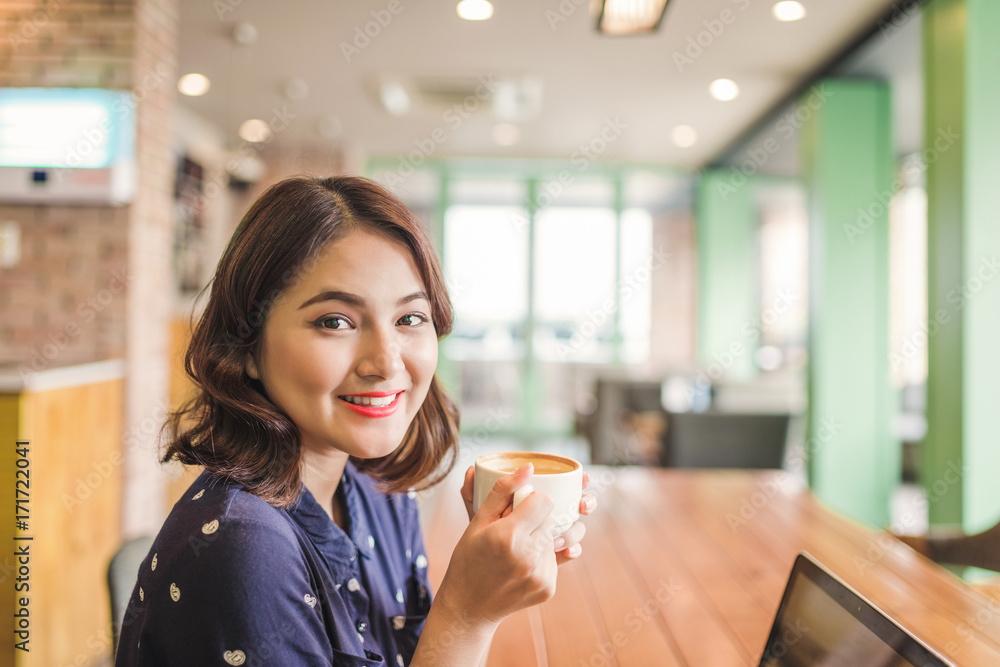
[556,543,583,566]
[579,493,597,515]
[553,520,585,550]
[460,466,475,521]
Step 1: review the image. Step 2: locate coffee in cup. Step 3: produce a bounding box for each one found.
[473,452,583,536]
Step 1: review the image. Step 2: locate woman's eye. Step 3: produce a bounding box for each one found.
[397,313,429,327]
[316,316,351,330]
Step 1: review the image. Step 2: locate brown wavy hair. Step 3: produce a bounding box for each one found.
[164,176,460,507]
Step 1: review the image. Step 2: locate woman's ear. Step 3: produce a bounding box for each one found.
[245,355,260,380]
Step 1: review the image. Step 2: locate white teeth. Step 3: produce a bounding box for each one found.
[343,394,397,407]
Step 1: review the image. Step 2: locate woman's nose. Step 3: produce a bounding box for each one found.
[355,326,404,379]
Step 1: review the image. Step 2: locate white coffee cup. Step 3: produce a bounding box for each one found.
[473,452,583,536]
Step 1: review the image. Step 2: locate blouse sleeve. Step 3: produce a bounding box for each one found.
[123,514,334,667]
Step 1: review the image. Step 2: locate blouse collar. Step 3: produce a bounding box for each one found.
[286,461,375,575]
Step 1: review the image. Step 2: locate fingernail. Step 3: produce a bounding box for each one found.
[584,497,596,512]
[568,544,582,558]
[517,463,534,476]
[553,536,566,550]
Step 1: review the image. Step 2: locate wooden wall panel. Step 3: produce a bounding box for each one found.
[165,317,201,510]
[0,378,123,667]
[0,394,23,667]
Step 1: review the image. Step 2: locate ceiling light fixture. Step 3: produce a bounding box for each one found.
[772,1,806,22]
[596,0,671,35]
[457,0,493,21]
[671,125,697,148]
[238,119,271,143]
[232,22,258,45]
[709,78,739,101]
[227,154,267,183]
[177,73,210,97]
[378,82,411,116]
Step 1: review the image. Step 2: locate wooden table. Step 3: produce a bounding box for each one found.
[421,466,1000,666]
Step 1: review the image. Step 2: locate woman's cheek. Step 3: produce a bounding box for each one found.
[410,333,439,385]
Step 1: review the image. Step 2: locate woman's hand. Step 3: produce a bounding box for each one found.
[460,465,597,565]
[437,464,559,626]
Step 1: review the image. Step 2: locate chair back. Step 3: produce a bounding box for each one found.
[661,411,790,469]
[108,535,154,652]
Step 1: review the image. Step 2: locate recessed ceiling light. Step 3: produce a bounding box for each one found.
[378,82,411,116]
[772,1,806,22]
[232,22,258,45]
[227,154,267,183]
[457,0,493,21]
[177,73,210,97]
[238,119,271,143]
[671,125,697,148]
[709,78,739,101]
[232,21,257,46]
[493,123,520,146]
[597,0,671,35]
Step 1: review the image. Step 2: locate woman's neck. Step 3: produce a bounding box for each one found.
[299,442,350,525]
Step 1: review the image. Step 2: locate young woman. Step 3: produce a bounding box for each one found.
[114,176,594,666]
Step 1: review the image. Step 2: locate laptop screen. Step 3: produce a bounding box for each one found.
[758,553,951,667]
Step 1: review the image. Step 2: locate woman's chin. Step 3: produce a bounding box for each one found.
[345,440,406,461]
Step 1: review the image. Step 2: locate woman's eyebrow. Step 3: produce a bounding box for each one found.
[397,290,430,306]
[297,290,429,310]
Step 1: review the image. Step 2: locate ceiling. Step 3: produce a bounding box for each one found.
[176,0,904,171]
[718,5,922,176]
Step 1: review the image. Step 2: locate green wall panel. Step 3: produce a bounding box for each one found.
[695,170,758,383]
[801,79,896,526]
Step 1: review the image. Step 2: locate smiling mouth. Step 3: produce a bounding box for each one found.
[337,392,403,418]
[339,393,400,407]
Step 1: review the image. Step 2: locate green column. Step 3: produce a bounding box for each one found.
[695,170,758,383]
[925,0,1000,532]
[433,170,459,395]
[800,79,896,526]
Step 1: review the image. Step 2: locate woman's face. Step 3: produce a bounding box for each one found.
[246,228,439,461]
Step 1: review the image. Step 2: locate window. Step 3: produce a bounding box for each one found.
[533,206,618,362]
[371,162,671,434]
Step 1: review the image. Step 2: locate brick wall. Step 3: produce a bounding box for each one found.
[0,1,135,89]
[0,205,129,369]
[0,1,138,370]
[0,0,179,539]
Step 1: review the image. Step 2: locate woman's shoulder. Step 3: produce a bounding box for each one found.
[119,471,334,663]
[151,469,305,570]
[171,468,295,525]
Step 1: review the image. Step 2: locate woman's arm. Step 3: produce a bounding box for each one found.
[410,465,558,666]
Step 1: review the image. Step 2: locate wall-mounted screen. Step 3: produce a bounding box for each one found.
[0,88,136,205]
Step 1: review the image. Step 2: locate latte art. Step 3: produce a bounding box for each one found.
[473,451,583,536]
[480,454,577,475]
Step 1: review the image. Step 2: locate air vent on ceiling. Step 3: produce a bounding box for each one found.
[368,74,543,122]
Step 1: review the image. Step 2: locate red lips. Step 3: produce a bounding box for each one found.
[337,390,404,418]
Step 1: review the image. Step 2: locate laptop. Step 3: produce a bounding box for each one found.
[758,553,953,667]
